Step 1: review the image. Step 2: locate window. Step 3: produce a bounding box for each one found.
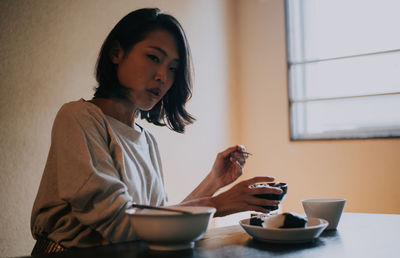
[285,0,400,140]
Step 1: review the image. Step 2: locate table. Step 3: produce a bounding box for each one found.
[19,213,399,258]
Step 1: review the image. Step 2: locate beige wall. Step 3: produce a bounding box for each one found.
[1,0,399,257]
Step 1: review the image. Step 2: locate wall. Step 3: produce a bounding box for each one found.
[234,0,400,215]
[0,0,232,256]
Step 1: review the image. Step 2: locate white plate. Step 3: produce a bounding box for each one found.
[239,217,328,244]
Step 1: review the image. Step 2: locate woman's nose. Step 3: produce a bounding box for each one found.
[154,68,167,84]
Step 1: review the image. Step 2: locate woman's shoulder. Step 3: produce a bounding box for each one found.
[57,99,103,119]
[58,98,98,114]
[54,99,108,129]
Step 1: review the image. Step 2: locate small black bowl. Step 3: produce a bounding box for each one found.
[251,182,288,211]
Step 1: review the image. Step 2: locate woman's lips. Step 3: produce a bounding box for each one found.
[147,88,161,98]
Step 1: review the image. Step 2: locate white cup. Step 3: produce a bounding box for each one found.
[302,198,346,230]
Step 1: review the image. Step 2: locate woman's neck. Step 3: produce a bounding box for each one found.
[90,98,137,127]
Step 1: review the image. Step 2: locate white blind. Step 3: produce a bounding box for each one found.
[286,0,400,140]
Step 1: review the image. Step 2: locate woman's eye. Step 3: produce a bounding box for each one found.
[169,66,178,73]
[147,54,160,63]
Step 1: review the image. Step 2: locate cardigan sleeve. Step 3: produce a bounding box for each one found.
[51,103,137,242]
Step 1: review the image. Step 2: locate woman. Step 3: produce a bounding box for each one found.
[31,8,282,255]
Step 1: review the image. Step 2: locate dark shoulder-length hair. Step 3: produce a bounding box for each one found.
[94,8,195,133]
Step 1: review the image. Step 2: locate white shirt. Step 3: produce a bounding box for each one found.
[31,99,167,248]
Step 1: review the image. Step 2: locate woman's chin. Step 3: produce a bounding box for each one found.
[138,103,157,112]
[129,99,158,112]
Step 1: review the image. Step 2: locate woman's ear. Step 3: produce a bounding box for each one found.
[109,41,124,64]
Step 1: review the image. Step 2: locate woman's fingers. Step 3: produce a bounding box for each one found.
[218,145,247,163]
[218,145,243,159]
[229,145,248,163]
[232,159,244,176]
[241,176,275,186]
[246,195,281,207]
[250,186,283,195]
[249,205,272,214]
[231,154,246,165]
[230,157,245,170]
[233,185,281,207]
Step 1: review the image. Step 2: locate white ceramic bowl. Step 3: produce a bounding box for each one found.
[302,198,346,230]
[126,206,216,251]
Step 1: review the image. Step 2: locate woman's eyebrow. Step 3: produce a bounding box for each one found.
[149,46,180,62]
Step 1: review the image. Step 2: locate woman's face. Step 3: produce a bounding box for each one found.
[112,29,179,111]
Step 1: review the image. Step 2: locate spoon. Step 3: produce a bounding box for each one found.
[131,204,193,214]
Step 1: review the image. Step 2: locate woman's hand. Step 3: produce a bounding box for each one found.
[210,145,249,189]
[181,145,251,203]
[210,176,283,217]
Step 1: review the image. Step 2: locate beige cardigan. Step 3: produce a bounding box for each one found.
[31,99,167,248]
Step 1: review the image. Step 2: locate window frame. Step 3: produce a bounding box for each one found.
[284,0,400,141]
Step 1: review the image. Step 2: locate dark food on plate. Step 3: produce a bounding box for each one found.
[280,213,308,228]
[250,213,307,228]
[250,182,288,211]
[249,215,265,227]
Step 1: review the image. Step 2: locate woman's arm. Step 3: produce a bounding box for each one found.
[182,145,247,202]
